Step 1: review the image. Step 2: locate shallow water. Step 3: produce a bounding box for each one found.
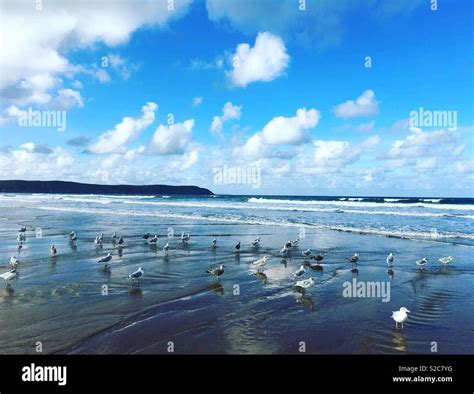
[0,194,473,354]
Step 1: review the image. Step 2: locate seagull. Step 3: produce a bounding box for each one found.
[350,253,359,263]
[295,277,316,291]
[285,241,292,249]
[69,232,77,242]
[0,269,17,288]
[291,238,299,247]
[147,234,158,245]
[181,232,190,244]
[111,232,117,242]
[9,255,19,269]
[416,257,427,270]
[17,233,26,243]
[94,235,103,245]
[143,233,151,240]
[311,254,324,262]
[279,246,289,256]
[163,242,170,255]
[206,264,225,280]
[212,238,217,248]
[251,256,269,272]
[49,244,57,256]
[293,265,306,277]
[117,236,124,246]
[252,237,261,247]
[128,267,144,285]
[391,307,410,329]
[301,249,311,258]
[97,253,112,267]
[235,241,241,252]
[19,226,26,233]
[439,256,453,266]
[386,252,394,266]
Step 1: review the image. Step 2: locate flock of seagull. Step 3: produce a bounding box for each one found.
[2,226,455,329]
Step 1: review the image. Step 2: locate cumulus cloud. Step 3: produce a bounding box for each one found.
[240,108,320,158]
[67,136,91,147]
[146,119,194,155]
[334,90,379,118]
[210,102,242,135]
[227,32,290,87]
[0,0,192,107]
[88,102,158,154]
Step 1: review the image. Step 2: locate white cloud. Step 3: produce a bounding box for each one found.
[239,108,320,158]
[356,120,376,132]
[415,157,440,172]
[192,96,203,107]
[456,160,474,174]
[261,108,320,145]
[89,102,158,154]
[146,119,194,155]
[210,102,242,134]
[0,0,192,107]
[334,90,379,118]
[227,32,290,87]
[51,88,84,109]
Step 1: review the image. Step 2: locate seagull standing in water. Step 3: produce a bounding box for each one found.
[206,264,225,281]
[17,233,26,243]
[19,226,27,233]
[181,232,190,244]
[350,253,359,263]
[301,249,311,258]
[386,252,394,266]
[291,238,299,247]
[416,257,427,270]
[295,277,316,291]
[280,245,289,257]
[111,232,118,243]
[252,237,261,247]
[94,234,103,246]
[391,307,410,329]
[293,265,306,277]
[439,256,453,266]
[163,242,170,256]
[49,244,57,256]
[235,241,241,253]
[212,238,217,248]
[147,234,158,245]
[128,267,144,285]
[9,256,19,269]
[0,269,17,288]
[97,253,112,268]
[251,256,269,272]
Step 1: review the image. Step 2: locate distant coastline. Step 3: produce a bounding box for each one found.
[0,180,214,196]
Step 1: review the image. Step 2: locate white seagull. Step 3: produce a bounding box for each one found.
[293,265,306,277]
[212,238,217,248]
[19,226,26,232]
[295,277,316,291]
[439,256,453,266]
[291,238,299,247]
[252,237,261,247]
[128,267,144,285]
[416,257,427,270]
[9,255,19,269]
[0,269,17,288]
[94,235,103,245]
[163,242,170,255]
[301,249,311,258]
[206,264,225,280]
[251,256,269,272]
[279,246,289,256]
[97,253,112,267]
[391,307,410,329]
[111,232,117,242]
[49,244,57,256]
[69,232,77,242]
[350,253,359,263]
[235,241,241,252]
[386,252,394,266]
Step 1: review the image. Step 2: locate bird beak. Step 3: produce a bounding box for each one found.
[406,309,411,313]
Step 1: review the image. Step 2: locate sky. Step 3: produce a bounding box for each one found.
[0,0,473,197]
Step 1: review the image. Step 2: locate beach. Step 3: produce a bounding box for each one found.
[0,194,473,354]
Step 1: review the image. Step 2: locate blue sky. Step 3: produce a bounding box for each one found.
[0,0,472,196]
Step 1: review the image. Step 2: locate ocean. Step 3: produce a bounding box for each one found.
[0,193,473,354]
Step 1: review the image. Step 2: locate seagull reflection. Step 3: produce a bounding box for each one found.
[253,272,268,285]
[129,287,142,297]
[296,295,315,310]
[211,281,224,295]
